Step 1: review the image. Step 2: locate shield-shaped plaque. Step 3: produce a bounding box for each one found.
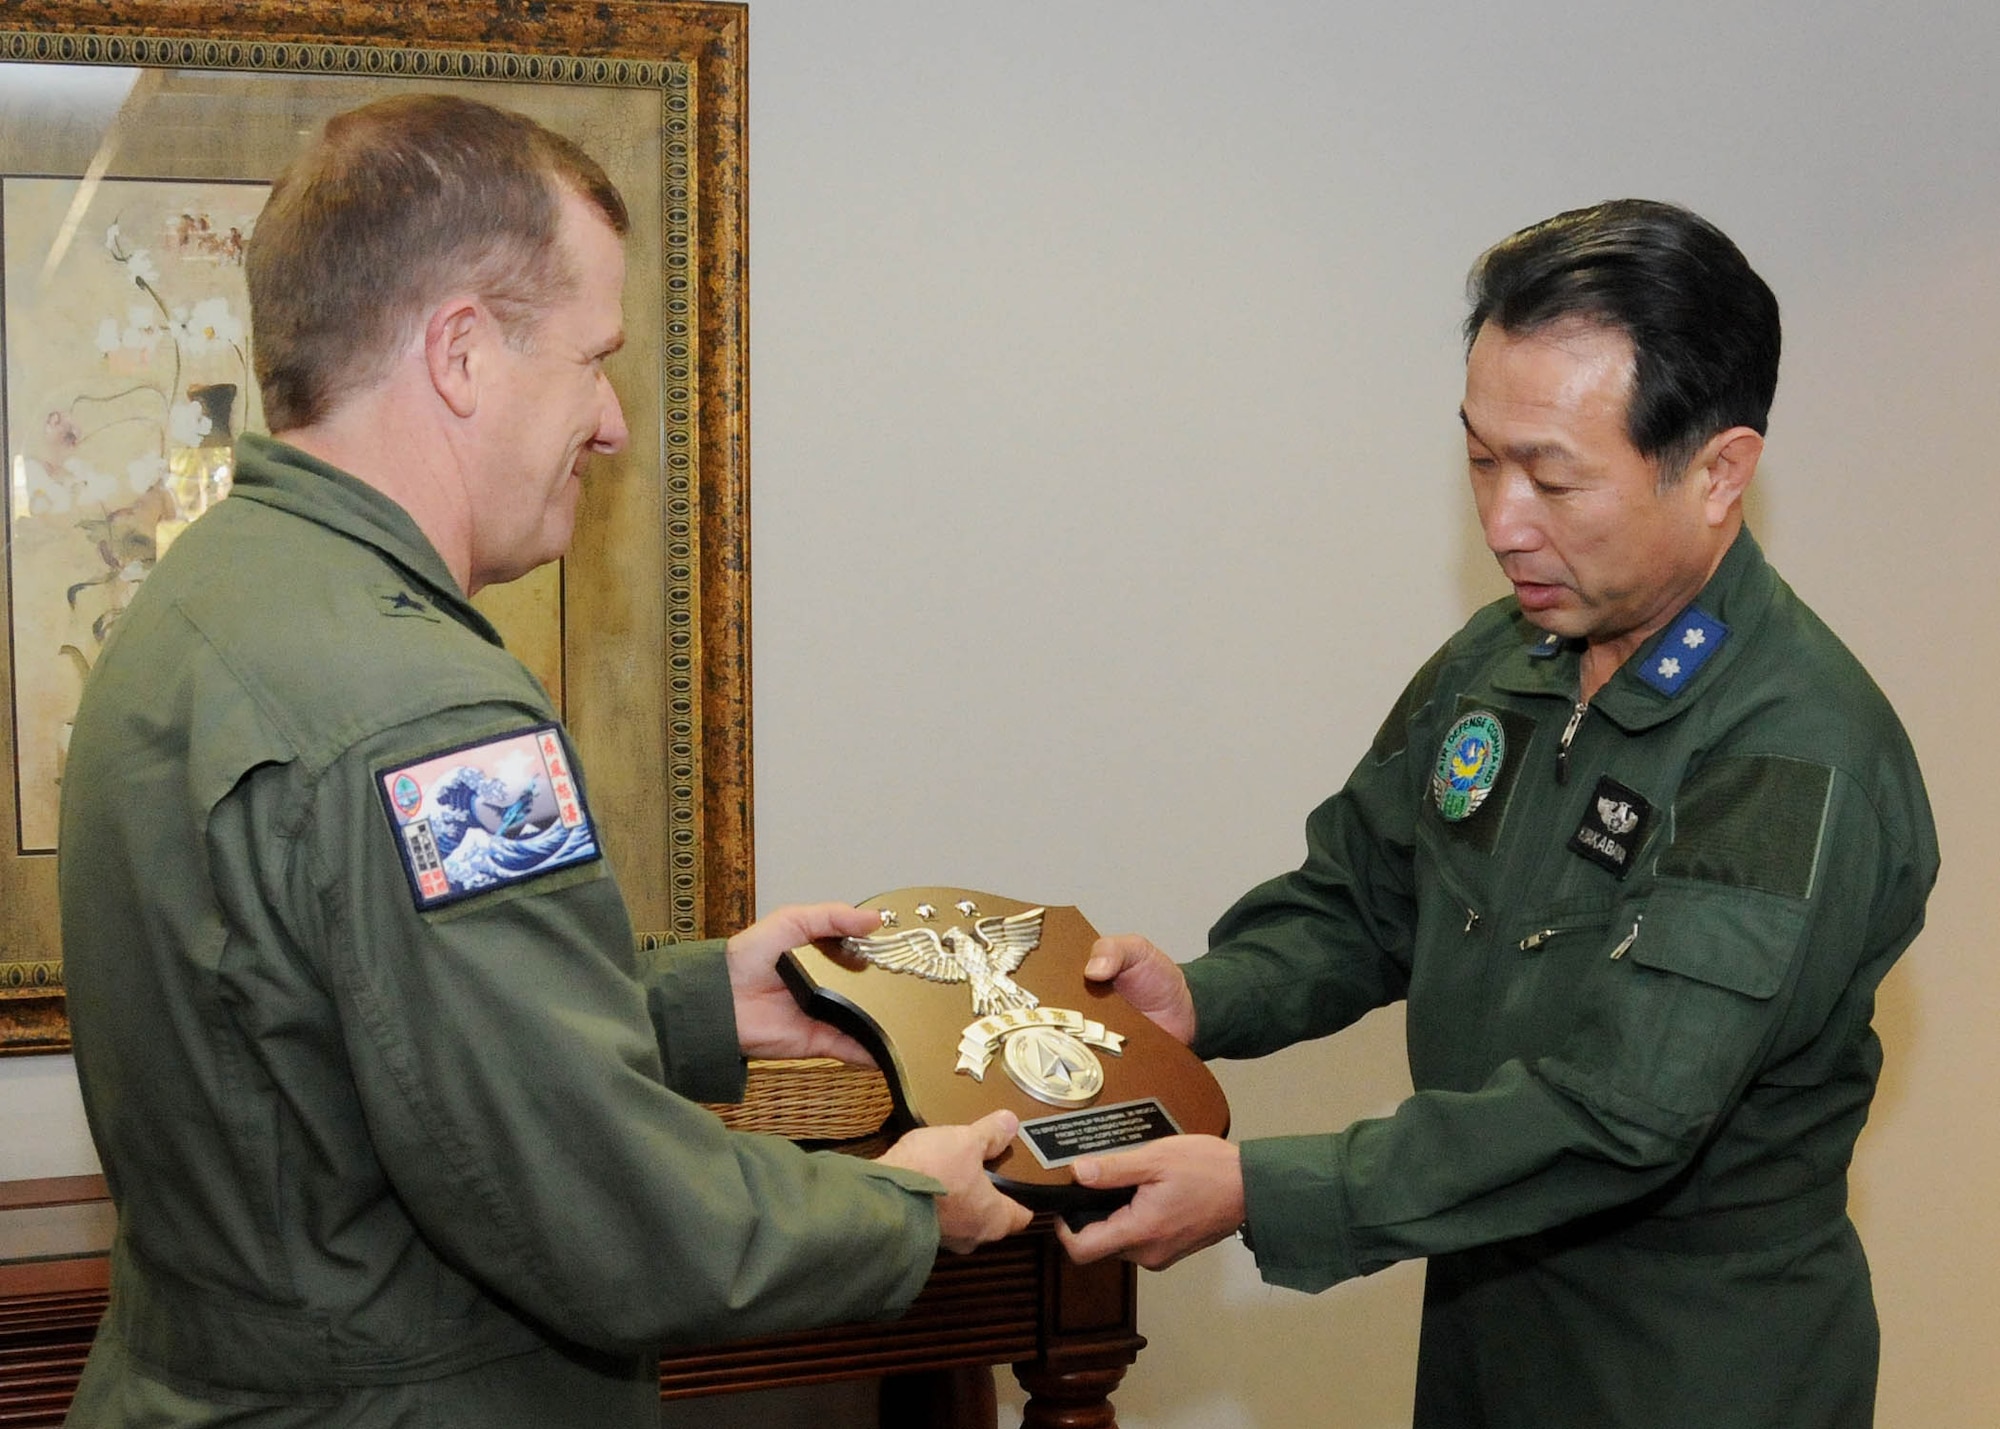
[782,887,1230,1216]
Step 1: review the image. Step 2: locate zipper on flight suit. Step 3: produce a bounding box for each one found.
[1518,914,1641,955]
[1555,699,1588,784]
[1424,845,1484,935]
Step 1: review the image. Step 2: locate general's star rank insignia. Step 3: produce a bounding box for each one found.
[1432,711,1506,822]
[372,584,440,622]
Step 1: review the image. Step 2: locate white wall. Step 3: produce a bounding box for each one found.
[8,2,1997,1423]
[743,3,2000,1425]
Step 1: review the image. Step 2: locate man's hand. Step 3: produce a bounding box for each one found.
[880,1110,1035,1254]
[1055,1135,1244,1271]
[1084,935,1198,1046]
[725,903,882,1062]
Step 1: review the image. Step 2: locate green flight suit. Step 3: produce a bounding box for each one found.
[1185,529,1937,1428]
[59,435,943,1427]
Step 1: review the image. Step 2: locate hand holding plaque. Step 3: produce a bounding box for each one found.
[782,887,1230,1217]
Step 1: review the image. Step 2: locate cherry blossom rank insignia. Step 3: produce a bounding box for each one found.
[1432,711,1507,822]
[1635,604,1730,696]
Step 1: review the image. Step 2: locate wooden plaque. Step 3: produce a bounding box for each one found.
[783,887,1229,1214]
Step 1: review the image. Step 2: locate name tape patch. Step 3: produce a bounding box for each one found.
[1568,774,1654,879]
[377,723,600,911]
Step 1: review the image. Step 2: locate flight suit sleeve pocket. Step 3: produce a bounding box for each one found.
[1544,883,1807,1144]
[1624,882,1802,999]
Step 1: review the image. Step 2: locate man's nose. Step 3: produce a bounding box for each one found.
[593,377,629,455]
[1478,474,1540,555]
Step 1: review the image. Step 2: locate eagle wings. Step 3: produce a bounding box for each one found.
[842,907,1047,1016]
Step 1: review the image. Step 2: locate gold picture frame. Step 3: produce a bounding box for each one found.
[0,2,753,1054]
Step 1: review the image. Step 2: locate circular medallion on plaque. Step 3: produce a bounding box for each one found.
[1001,1025,1105,1107]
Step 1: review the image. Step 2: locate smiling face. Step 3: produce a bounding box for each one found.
[465,187,630,592]
[1461,319,1745,683]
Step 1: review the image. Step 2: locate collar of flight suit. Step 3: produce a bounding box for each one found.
[228,432,504,647]
[1485,525,1777,734]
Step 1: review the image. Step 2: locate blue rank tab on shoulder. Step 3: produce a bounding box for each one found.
[1528,629,1564,659]
[1635,604,1729,697]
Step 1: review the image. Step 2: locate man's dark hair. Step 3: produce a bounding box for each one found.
[1463,198,1780,484]
[248,94,629,433]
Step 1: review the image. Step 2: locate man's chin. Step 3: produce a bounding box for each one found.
[1515,602,1587,642]
[473,535,572,594]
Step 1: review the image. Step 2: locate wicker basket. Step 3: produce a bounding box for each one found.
[634,933,896,1146]
[704,1058,895,1147]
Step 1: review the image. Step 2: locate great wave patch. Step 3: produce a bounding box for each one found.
[376,724,601,911]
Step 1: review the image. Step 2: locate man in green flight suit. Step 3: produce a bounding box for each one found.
[1060,200,1939,1427]
[58,95,1030,1427]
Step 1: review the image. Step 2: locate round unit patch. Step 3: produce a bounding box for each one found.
[1432,711,1506,822]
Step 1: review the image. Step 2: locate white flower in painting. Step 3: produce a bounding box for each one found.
[125,248,160,289]
[62,457,120,507]
[168,400,213,448]
[118,560,149,584]
[96,317,123,354]
[103,222,124,256]
[126,453,168,495]
[117,304,163,354]
[179,296,244,355]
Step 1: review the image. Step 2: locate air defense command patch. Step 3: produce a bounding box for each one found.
[1432,711,1506,822]
[376,723,601,911]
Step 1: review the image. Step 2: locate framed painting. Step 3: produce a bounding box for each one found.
[0,1,752,1053]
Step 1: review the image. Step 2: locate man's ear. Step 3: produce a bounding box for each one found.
[423,297,484,419]
[1692,426,1763,526]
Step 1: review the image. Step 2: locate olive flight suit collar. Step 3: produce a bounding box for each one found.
[1486,526,1777,731]
[229,431,503,646]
